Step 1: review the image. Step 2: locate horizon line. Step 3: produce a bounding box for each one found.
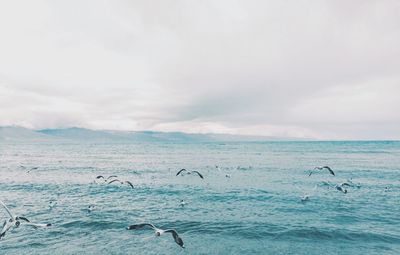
[1,125,400,142]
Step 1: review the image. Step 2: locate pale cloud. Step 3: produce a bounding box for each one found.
[0,0,399,139]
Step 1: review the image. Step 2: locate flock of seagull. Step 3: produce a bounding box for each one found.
[1,165,364,248]
[95,175,135,189]
[0,168,207,248]
[301,166,362,202]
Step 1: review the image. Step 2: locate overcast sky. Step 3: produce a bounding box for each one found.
[0,0,399,139]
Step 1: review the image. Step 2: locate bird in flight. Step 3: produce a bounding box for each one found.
[126,223,184,248]
[0,200,50,239]
[176,169,204,179]
[335,182,350,194]
[107,179,134,189]
[95,175,118,183]
[308,166,335,176]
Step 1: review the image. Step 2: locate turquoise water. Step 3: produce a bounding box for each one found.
[1,141,400,254]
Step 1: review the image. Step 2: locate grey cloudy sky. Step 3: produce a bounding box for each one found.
[0,0,399,139]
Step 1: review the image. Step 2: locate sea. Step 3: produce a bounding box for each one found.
[0,141,399,254]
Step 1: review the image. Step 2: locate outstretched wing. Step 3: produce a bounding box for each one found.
[323,166,335,176]
[23,222,51,229]
[96,175,104,179]
[27,167,39,173]
[107,175,118,179]
[125,181,134,189]
[0,220,13,239]
[192,171,204,179]
[108,179,121,184]
[176,169,187,176]
[17,216,30,222]
[165,229,184,248]
[126,223,156,230]
[0,200,15,219]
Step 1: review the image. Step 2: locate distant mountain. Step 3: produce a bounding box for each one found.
[38,128,215,142]
[38,127,122,141]
[0,126,51,141]
[0,126,305,142]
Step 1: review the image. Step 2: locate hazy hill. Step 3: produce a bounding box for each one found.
[0,126,51,141]
[0,126,303,142]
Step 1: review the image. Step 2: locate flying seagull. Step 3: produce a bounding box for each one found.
[27,167,39,173]
[335,183,348,194]
[48,201,57,210]
[0,200,30,239]
[87,205,95,213]
[126,223,184,248]
[95,175,118,183]
[0,200,30,224]
[301,195,310,202]
[179,200,186,207]
[309,166,335,176]
[107,179,134,189]
[176,169,204,179]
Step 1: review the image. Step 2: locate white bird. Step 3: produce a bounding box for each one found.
[87,205,95,213]
[26,167,39,173]
[127,223,184,248]
[0,200,30,224]
[176,169,204,179]
[107,179,134,189]
[179,200,186,207]
[335,183,348,194]
[309,166,335,176]
[301,195,310,202]
[95,175,118,183]
[0,200,51,239]
[49,201,57,210]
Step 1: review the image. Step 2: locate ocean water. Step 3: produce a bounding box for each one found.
[0,141,399,254]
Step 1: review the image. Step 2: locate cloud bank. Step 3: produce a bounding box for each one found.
[0,0,399,139]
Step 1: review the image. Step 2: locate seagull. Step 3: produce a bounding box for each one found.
[0,200,30,225]
[107,179,134,189]
[126,223,184,248]
[335,183,348,194]
[179,200,186,207]
[176,169,204,179]
[225,174,231,178]
[301,195,310,202]
[0,200,51,239]
[309,166,335,176]
[27,167,39,173]
[49,201,57,210]
[87,205,95,213]
[95,175,118,183]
